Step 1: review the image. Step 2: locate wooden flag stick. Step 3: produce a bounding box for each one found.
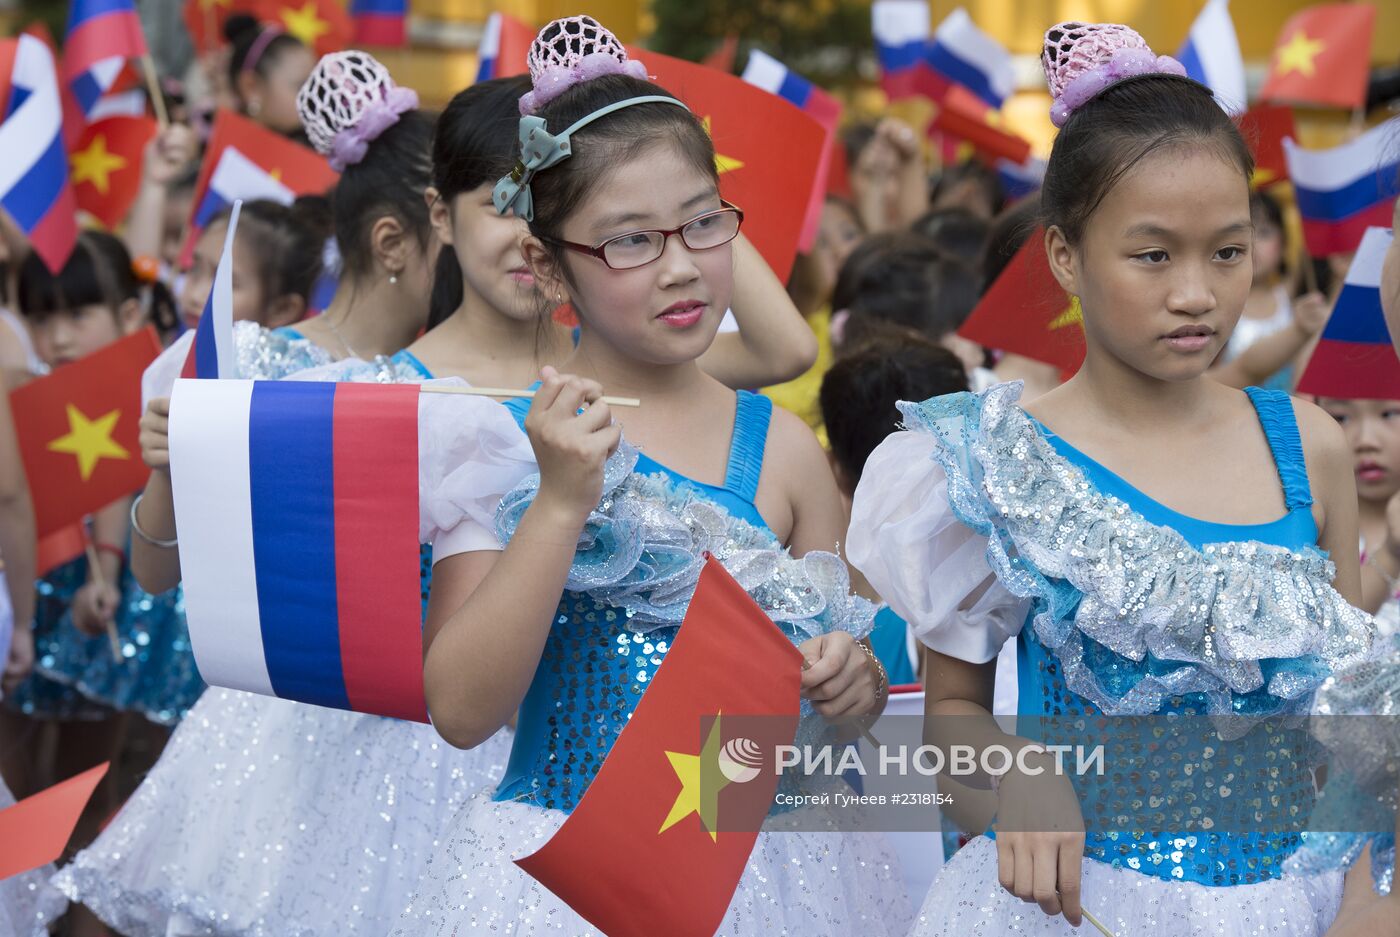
[420,384,641,408]
[1082,908,1118,937]
[140,55,170,129]
[83,542,123,664]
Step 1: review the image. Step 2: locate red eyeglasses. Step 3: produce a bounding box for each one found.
[541,202,745,271]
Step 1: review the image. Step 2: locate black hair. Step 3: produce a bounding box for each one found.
[980,196,1041,294]
[525,69,715,290]
[323,110,435,281]
[1249,188,1289,278]
[820,326,968,484]
[207,197,331,305]
[910,207,992,267]
[929,160,1005,216]
[18,231,138,324]
[426,75,534,329]
[1040,60,1253,245]
[832,231,980,346]
[225,14,305,91]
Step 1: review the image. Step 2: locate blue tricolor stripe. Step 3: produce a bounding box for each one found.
[925,40,1001,108]
[2,134,69,230]
[1294,166,1400,222]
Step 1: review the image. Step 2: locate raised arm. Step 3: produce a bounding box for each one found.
[0,389,35,692]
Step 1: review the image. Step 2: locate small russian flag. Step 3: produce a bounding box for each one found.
[741,50,843,251]
[873,0,930,100]
[63,0,149,123]
[923,7,1015,109]
[169,378,427,722]
[1176,0,1246,114]
[475,11,533,83]
[1296,227,1400,400]
[997,155,1046,202]
[181,201,240,380]
[0,35,79,274]
[350,0,407,47]
[1284,122,1400,257]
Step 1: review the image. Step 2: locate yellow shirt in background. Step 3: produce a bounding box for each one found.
[761,307,833,449]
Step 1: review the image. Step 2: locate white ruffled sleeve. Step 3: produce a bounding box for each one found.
[417,381,537,562]
[847,430,1030,664]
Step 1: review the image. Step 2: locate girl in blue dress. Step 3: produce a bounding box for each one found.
[400,17,910,935]
[849,21,1374,936]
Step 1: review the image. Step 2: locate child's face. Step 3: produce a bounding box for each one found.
[247,46,316,137]
[546,144,734,365]
[1319,397,1400,504]
[1054,147,1252,383]
[178,220,265,330]
[31,304,127,367]
[812,201,862,295]
[435,184,537,323]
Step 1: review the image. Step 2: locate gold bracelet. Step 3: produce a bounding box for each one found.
[857,640,888,708]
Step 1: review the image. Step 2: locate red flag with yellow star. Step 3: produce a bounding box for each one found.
[624,46,826,282]
[182,0,258,53]
[515,555,802,937]
[71,115,157,229]
[1258,3,1375,110]
[959,227,1085,375]
[11,328,159,537]
[255,0,352,57]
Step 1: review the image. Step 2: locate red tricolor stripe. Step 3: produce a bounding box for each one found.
[331,383,426,722]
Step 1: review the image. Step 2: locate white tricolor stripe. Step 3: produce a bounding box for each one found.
[932,8,1016,104]
[1283,122,1399,192]
[1183,0,1245,113]
[90,88,146,120]
[741,49,787,94]
[211,146,296,206]
[872,0,929,46]
[0,36,63,197]
[1344,227,1393,290]
[169,378,274,697]
[478,12,501,58]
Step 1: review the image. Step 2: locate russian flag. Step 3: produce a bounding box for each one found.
[1285,122,1400,257]
[923,7,1015,109]
[873,0,930,100]
[1296,228,1400,400]
[741,50,843,251]
[1176,0,1246,114]
[0,35,78,274]
[475,11,533,83]
[168,378,427,722]
[63,0,148,122]
[350,0,407,47]
[181,201,240,380]
[193,147,295,231]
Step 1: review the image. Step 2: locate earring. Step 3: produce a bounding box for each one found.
[556,292,563,304]
[248,98,262,116]
[389,274,399,285]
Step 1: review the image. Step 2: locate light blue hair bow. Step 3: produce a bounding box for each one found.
[492,95,690,221]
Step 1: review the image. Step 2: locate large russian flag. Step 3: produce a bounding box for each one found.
[922,7,1015,109]
[181,201,240,380]
[1296,227,1400,400]
[169,378,427,722]
[350,0,407,47]
[1285,122,1400,257]
[1176,0,1245,114]
[0,35,78,273]
[63,0,148,124]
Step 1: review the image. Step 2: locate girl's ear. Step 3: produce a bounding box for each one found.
[427,188,454,249]
[522,235,567,305]
[1044,225,1079,297]
[369,214,409,282]
[115,297,146,335]
[263,293,307,329]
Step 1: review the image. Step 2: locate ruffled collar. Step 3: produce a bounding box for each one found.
[494,441,875,642]
[900,381,1375,720]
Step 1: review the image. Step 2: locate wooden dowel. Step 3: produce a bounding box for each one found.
[420,384,641,408]
[1082,908,1118,937]
[84,542,123,663]
[141,55,169,129]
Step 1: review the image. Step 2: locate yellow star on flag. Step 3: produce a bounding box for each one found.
[700,116,745,175]
[70,135,128,196]
[47,405,130,481]
[280,1,330,48]
[1048,296,1083,331]
[1276,30,1325,79]
[269,167,283,182]
[660,713,732,843]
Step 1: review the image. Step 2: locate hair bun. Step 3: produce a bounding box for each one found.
[518,15,648,115]
[1042,21,1186,127]
[297,50,419,171]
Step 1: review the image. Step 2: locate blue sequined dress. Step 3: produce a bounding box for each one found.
[848,382,1375,936]
[398,390,913,936]
[54,338,515,937]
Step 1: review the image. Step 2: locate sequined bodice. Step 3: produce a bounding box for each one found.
[494,391,775,812]
[1015,388,1320,887]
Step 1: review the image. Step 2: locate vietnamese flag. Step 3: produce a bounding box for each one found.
[37,524,87,575]
[1258,3,1375,110]
[70,114,157,229]
[1238,103,1296,189]
[0,763,109,881]
[625,46,826,283]
[959,228,1085,375]
[255,0,352,57]
[516,556,802,937]
[182,0,258,53]
[11,327,159,537]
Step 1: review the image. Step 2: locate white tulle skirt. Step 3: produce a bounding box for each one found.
[396,792,914,936]
[53,687,512,937]
[0,777,67,937]
[910,836,1344,936]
